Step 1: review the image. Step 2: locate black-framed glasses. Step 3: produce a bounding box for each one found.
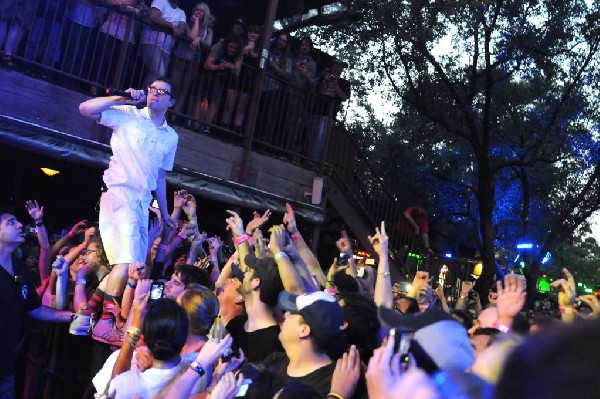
[147,86,171,96]
[81,249,98,256]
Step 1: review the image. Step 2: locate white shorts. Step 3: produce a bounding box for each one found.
[98,190,149,265]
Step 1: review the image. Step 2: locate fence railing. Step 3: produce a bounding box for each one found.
[0,0,417,255]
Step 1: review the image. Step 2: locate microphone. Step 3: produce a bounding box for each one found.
[105,88,133,98]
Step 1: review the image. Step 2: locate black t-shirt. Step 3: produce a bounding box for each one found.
[226,314,284,363]
[263,352,336,397]
[0,257,42,378]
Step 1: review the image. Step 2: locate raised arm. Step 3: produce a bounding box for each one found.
[495,273,527,330]
[283,203,326,286]
[25,200,52,293]
[53,256,71,310]
[79,88,145,121]
[270,225,305,294]
[225,210,250,273]
[371,222,393,308]
[50,220,87,258]
[111,291,149,379]
[551,267,577,324]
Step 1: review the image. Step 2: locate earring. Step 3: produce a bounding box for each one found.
[235,295,243,301]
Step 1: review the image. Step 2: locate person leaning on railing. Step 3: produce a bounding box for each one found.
[92,0,148,89]
[169,2,213,123]
[139,0,187,88]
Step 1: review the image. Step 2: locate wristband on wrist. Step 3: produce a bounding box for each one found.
[234,234,250,245]
[274,252,289,261]
[290,232,302,241]
[377,271,391,277]
[492,321,512,333]
[67,230,75,238]
[327,393,344,399]
[36,225,45,232]
[76,279,86,285]
[559,306,573,314]
[190,361,206,376]
[127,280,137,289]
[127,326,142,337]
[35,220,44,227]
[178,231,187,240]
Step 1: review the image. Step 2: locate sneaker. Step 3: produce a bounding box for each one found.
[92,318,124,346]
[69,314,92,336]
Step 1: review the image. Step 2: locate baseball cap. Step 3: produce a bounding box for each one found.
[378,307,474,371]
[279,291,345,340]
[244,254,284,307]
[229,262,245,282]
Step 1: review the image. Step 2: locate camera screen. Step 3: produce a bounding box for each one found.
[150,283,164,300]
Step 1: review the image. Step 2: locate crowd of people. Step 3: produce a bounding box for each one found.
[4,191,600,399]
[0,0,351,160]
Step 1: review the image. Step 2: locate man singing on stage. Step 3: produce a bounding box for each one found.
[72,77,178,344]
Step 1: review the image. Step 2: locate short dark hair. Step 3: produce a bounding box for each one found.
[496,319,600,398]
[175,264,213,289]
[224,34,244,57]
[0,208,15,229]
[247,24,260,34]
[152,76,176,99]
[472,327,501,337]
[143,298,188,360]
[300,36,312,47]
[337,292,380,360]
[451,309,474,329]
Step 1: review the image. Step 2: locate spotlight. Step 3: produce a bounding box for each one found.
[40,167,60,177]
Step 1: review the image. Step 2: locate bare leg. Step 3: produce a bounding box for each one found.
[103,263,129,296]
[234,92,249,127]
[221,89,237,126]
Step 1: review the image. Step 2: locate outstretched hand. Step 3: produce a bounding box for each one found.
[69,220,88,238]
[331,345,361,399]
[368,221,388,257]
[25,200,44,222]
[283,203,298,234]
[246,209,271,235]
[336,230,352,255]
[496,273,526,325]
[52,256,69,276]
[225,210,245,238]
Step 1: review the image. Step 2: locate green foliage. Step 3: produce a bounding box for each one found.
[551,234,600,286]
[294,0,600,276]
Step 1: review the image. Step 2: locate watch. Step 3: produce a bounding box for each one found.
[190,361,205,376]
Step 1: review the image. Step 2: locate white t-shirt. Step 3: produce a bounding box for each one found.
[140,0,186,53]
[97,350,207,399]
[101,12,139,43]
[99,105,178,206]
[106,353,203,399]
